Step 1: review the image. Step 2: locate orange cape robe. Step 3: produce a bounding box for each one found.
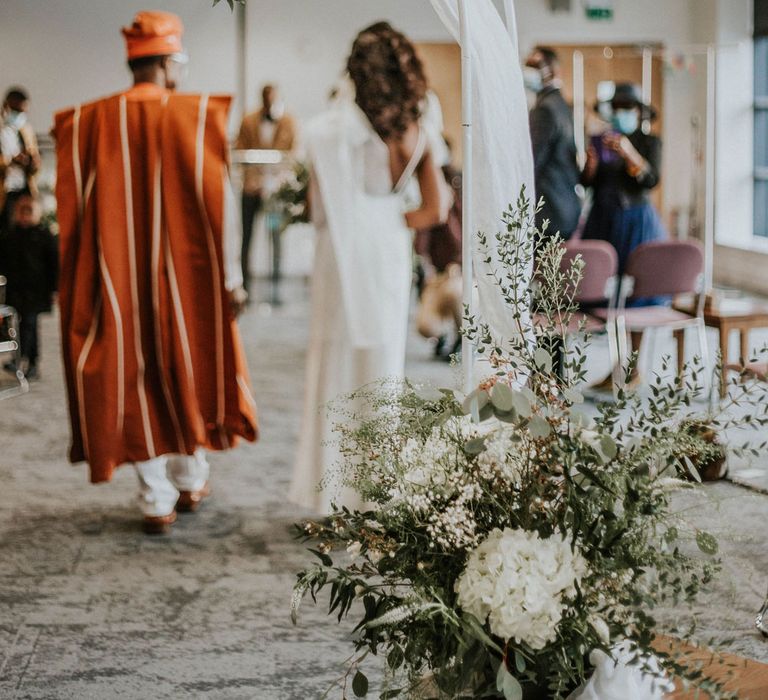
[54,84,258,483]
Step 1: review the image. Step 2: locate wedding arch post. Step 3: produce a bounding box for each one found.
[459,0,475,394]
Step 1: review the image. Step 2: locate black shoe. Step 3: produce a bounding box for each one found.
[24,365,38,381]
[439,339,462,363]
[3,361,17,375]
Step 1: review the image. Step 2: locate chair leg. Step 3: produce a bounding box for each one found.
[696,318,711,396]
[645,328,657,380]
[606,322,618,395]
[606,322,618,375]
[674,328,686,380]
[612,316,628,393]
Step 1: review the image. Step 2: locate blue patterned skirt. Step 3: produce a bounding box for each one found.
[584,201,667,307]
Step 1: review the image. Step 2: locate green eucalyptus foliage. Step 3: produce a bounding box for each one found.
[291,189,768,699]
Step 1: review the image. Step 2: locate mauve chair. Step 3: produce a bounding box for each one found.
[593,240,708,387]
[535,240,622,387]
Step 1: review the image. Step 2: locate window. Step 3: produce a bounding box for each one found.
[755,1,768,236]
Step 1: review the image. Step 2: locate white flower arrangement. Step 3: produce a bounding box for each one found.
[292,192,768,699]
[456,528,587,650]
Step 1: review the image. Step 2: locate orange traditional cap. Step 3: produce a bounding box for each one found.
[122,11,185,61]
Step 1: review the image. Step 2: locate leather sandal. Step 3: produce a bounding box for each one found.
[176,481,211,513]
[143,510,177,535]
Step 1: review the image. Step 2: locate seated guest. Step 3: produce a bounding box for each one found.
[0,193,58,380]
[581,83,666,389]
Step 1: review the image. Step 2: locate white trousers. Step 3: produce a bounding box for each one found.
[134,450,210,517]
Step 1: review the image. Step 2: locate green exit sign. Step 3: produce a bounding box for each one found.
[586,7,613,19]
[585,1,614,20]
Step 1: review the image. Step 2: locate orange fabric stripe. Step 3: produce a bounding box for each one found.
[54,86,258,483]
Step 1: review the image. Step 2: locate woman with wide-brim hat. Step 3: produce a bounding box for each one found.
[582,82,667,390]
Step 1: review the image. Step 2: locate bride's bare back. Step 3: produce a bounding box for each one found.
[385,121,443,230]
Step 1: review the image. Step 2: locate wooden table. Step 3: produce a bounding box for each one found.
[655,637,768,699]
[686,299,768,397]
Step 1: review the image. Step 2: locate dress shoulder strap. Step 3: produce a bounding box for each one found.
[392,126,427,194]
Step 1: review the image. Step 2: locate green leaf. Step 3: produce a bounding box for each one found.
[490,383,515,412]
[511,391,532,418]
[534,347,553,373]
[513,650,526,674]
[696,531,719,555]
[527,415,551,438]
[682,455,702,483]
[387,646,404,671]
[415,385,444,402]
[570,409,592,428]
[496,663,523,700]
[310,549,332,567]
[463,614,504,654]
[495,409,519,424]
[463,389,490,422]
[563,387,585,404]
[352,670,369,697]
[598,435,618,461]
[464,437,487,456]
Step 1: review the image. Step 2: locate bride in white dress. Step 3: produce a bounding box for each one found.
[290,22,445,513]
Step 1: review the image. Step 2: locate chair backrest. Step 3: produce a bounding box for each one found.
[624,240,704,299]
[560,240,618,304]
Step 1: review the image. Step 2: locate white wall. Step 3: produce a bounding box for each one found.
[241,0,453,121]
[242,0,706,224]
[3,0,757,272]
[0,0,240,133]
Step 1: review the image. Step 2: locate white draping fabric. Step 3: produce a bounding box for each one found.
[430,0,535,345]
[304,95,413,349]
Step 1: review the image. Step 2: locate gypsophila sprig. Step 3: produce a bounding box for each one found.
[292,188,764,699]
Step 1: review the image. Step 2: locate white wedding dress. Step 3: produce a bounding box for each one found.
[290,96,426,513]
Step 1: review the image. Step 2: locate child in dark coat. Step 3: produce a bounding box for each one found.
[0,192,58,379]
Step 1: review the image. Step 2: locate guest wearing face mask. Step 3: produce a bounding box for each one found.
[235,84,298,294]
[582,83,666,389]
[523,47,581,241]
[0,87,41,232]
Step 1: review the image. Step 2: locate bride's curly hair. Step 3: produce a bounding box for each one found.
[347,21,428,140]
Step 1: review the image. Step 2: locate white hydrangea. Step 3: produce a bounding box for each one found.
[456,528,588,650]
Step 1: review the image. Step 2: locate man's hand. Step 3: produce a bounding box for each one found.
[228,286,248,318]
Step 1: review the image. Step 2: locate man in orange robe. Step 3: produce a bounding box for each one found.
[53,11,258,533]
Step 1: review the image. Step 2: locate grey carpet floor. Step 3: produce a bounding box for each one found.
[0,279,766,699]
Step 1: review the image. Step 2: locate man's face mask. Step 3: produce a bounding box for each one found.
[4,109,27,129]
[165,53,189,90]
[612,108,639,135]
[522,66,543,94]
